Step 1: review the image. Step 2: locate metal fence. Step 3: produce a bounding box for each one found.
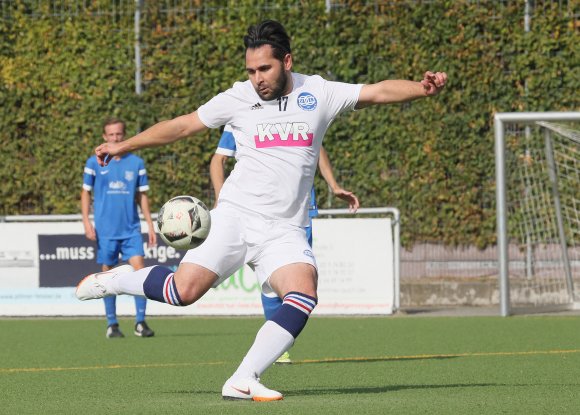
[2,0,578,20]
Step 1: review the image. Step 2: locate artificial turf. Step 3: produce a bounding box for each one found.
[1,315,579,414]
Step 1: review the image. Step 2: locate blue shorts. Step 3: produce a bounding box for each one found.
[97,234,145,266]
[305,224,313,247]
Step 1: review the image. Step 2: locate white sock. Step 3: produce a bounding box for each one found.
[231,320,294,380]
[110,266,152,296]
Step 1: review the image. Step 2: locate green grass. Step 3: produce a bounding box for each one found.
[1,315,580,414]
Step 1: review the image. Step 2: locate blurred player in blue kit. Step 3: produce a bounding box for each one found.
[210,126,359,364]
[77,20,446,400]
[81,117,157,338]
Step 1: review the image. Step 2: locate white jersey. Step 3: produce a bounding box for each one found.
[198,73,362,227]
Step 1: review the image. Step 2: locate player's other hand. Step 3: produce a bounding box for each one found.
[84,223,96,241]
[95,142,122,166]
[421,71,447,96]
[333,188,360,213]
[148,229,157,247]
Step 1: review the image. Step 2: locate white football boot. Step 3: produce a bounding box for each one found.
[222,375,283,402]
[75,264,134,300]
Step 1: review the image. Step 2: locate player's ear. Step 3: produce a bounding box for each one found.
[283,53,292,71]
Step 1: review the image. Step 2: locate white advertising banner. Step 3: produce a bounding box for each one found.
[0,217,394,316]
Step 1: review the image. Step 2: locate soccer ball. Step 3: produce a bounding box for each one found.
[157,195,211,250]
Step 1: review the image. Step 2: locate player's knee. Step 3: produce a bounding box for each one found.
[173,265,217,305]
[173,288,200,306]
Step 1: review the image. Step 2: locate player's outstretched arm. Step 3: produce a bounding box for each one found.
[356,71,447,109]
[95,111,207,166]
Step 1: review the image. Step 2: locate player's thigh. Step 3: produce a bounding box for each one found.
[268,262,318,299]
[254,224,318,297]
[97,238,122,266]
[120,234,145,263]
[181,205,247,288]
[127,255,145,270]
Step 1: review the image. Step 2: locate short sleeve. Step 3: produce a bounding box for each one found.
[82,158,96,191]
[137,158,149,192]
[215,125,236,157]
[323,80,363,117]
[197,83,245,129]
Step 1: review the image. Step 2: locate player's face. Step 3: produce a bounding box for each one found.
[246,45,292,101]
[102,123,125,143]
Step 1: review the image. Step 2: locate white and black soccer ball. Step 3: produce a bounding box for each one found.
[157,195,211,250]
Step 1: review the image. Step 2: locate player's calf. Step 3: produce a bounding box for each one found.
[142,264,216,306]
[142,266,185,306]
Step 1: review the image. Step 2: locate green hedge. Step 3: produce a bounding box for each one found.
[1,1,578,247]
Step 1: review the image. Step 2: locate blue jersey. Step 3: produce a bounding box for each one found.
[83,154,149,239]
[217,126,318,218]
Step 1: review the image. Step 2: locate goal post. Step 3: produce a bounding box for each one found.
[495,112,580,316]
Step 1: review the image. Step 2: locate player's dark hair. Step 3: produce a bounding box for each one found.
[102,117,126,134]
[243,20,291,61]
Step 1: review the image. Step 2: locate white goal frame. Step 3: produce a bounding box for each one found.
[495,111,580,316]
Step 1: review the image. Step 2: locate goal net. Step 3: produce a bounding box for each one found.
[495,112,580,315]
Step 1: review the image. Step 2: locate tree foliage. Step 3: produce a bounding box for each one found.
[0,1,578,247]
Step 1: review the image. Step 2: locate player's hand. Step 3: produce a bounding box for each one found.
[84,223,96,241]
[148,229,157,247]
[95,142,122,166]
[333,188,360,213]
[421,71,447,96]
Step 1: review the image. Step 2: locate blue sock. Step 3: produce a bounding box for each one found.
[261,294,283,320]
[270,291,317,338]
[134,296,147,323]
[104,296,118,326]
[142,266,184,306]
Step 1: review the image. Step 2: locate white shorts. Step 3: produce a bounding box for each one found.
[181,202,317,295]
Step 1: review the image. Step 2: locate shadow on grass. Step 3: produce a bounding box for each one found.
[293,355,458,365]
[284,383,501,396]
[159,331,251,338]
[171,383,501,397]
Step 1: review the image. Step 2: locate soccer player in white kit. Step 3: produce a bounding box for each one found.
[76,20,447,401]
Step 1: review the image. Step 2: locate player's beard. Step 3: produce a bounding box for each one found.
[256,66,289,101]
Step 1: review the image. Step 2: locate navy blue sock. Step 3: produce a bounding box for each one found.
[270,291,317,338]
[142,266,184,306]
